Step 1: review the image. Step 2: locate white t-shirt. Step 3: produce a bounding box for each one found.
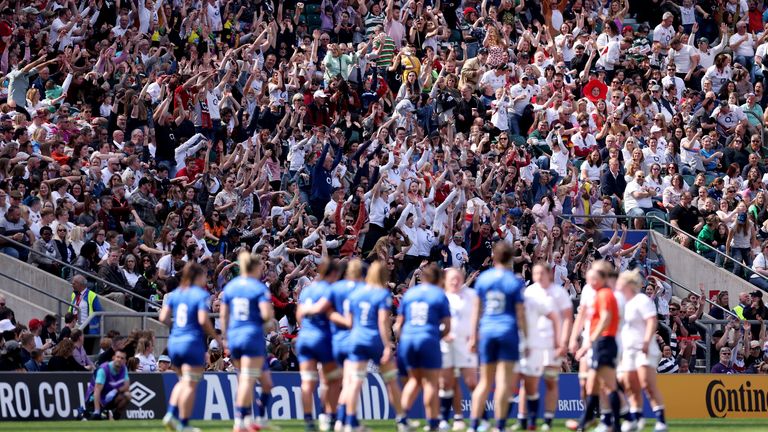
[751,253,768,279]
[624,180,653,211]
[136,353,158,372]
[510,83,539,114]
[712,104,747,129]
[621,293,660,353]
[703,65,732,94]
[524,283,556,349]
[448,241,468,268]
[667,45,698,73]
[156,253,175,278]
[653,23,675,48]
[730,32,756,57]
[480,70,507,92]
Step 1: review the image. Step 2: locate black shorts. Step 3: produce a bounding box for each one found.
[591,336,618,369]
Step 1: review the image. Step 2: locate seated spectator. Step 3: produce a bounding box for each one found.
[624,171,657,229]
[24,349,44,372]
[46,338,87,372]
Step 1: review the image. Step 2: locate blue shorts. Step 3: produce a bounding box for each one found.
[591,336,618,369]
[228,337,266,360]
[478,332,519,364]
[168,341,205,368]
[296,335,334,364]
[349,342,384,363]
[332,334,350,364]
[398,336,442,370]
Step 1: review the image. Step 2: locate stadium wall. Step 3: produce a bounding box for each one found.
[1,373,766,421]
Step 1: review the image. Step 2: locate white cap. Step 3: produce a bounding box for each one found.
[650,125,662,133]
[313,89,327,98]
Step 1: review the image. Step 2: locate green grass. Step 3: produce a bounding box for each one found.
[0,419,767,431]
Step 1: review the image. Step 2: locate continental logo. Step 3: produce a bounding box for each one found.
[705,379,768,418]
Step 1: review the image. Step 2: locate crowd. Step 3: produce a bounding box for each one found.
[0,0,767,378]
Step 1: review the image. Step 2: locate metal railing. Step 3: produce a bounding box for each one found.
[646,214,768,298]
[649,268,738,320]
[0,271,71,320]
[0,234,161,309]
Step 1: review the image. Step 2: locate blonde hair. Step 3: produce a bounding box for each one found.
[237,251,264,278]
[617,269,644,293]
[365,261,389,287]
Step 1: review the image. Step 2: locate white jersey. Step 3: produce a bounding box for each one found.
[447,287,477,340]
[579,283,596,341]
[621,293,658,352]
[524,283,557,349]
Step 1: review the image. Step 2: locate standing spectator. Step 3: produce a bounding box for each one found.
[69,274,103,352]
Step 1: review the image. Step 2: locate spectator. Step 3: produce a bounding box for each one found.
[157,354,172,373]
[24,349,44,372]
[69,274,103,351]
[71,329,95,371]
[657,345,679,373]
[47,338,87,372]
[97,250,129,305]
[711,346,736,373]
[135,337,158,372]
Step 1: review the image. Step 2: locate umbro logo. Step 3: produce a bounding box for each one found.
[130,382,156,407]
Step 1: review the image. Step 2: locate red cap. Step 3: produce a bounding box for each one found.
[463,7,477,15]
[28,318,42,330]
[622,25,633,33]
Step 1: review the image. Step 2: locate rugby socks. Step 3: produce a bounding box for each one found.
[439,390,454,421]
[526,394,540,427]
[494,418,506,431]
[304,412,315,428]
[180,418,189,427]
[579,395,599,428]
[337,405,347,426]
[396,415,409,426]
[234,406,252,428]
[653,405,666,424]
[258,392,272,418]
[167,404,179,419]
[608,391,621,431]
[543,411,554,428]
[620,405,631,422]
[428,418,440,431]
[506,397,516,420]
[517,414,528,430]
[600,409,613,427]
[469,418,480,431]
[628,408,640,422]
[345,411,359,428]
[329,412,337,425]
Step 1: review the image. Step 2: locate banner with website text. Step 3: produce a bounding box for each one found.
[1,372,765,421]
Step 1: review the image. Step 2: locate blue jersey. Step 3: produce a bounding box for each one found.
[349,286,392,347]
[328,279,360,338]
[221,276,271,338]
[398,283,450,340]
[166,285,210,344]
[298,280,333,339]
[474,268,524,337]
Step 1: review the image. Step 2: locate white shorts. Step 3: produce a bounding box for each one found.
[520,347,557,377]
[620,348,661,372]
[441,336,478,369]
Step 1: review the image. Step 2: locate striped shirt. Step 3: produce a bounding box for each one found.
[374,35,396,68]
[364,12,385,37]
[657,356,679,373]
